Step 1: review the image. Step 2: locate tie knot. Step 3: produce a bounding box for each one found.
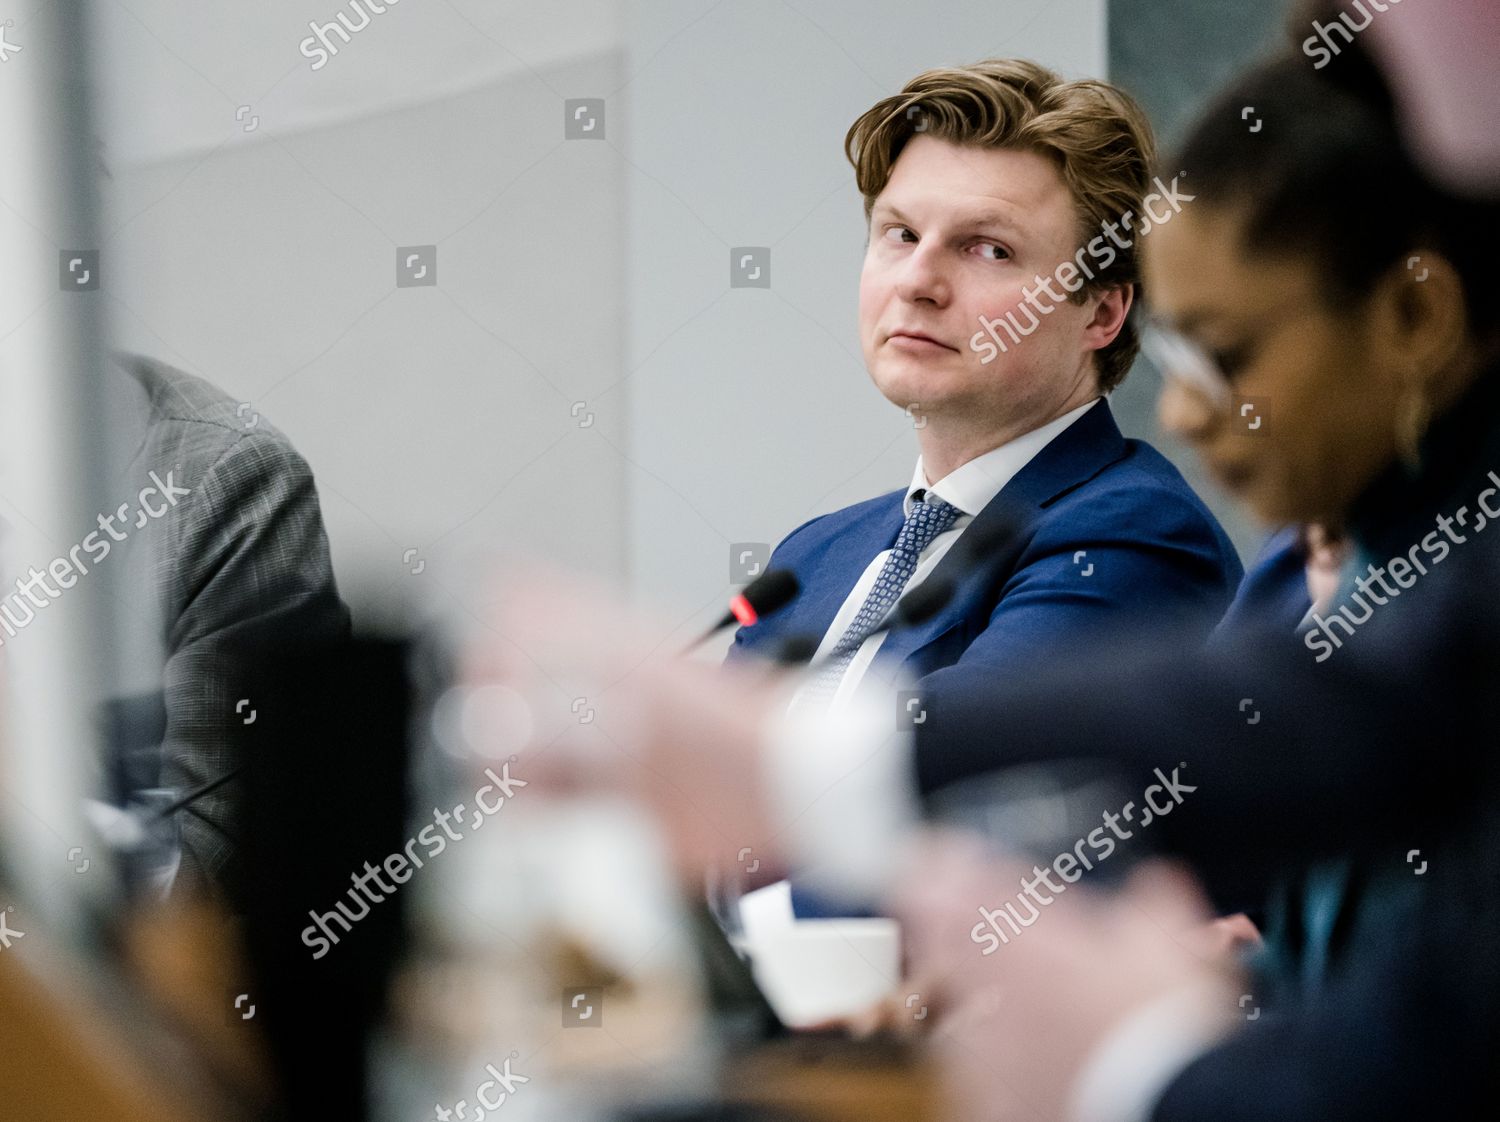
[911,493,957,519]
[899,495,962,550]
[796,493,964,710]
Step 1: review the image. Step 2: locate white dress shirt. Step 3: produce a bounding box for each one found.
[793,398,1100,711]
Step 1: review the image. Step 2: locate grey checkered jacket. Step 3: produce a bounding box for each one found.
[116,355,349,893]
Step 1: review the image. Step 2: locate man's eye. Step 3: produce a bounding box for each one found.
[883,225,917,244]
[971,242,1010,261]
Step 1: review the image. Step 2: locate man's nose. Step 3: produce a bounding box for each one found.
[894,244,951,306]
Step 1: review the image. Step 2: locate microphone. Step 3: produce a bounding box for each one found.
[889,572,954,628]
[681,569,800,655]
[948,502,1021,566]
[773,634,821,666]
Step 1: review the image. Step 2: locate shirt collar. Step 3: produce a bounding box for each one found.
[904,397,1101,518]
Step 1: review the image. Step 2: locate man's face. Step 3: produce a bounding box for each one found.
[858,136,1115,432]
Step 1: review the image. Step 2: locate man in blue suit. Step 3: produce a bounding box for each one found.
[729,59,1241,723]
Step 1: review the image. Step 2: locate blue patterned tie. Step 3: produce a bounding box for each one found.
[800,494,962,707]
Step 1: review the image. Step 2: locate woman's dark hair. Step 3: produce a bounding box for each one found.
[1170,46,1500,346]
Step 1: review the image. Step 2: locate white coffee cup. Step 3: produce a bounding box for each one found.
[745,917,901,1027]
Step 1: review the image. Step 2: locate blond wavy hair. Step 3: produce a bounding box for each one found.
[845,59,1156,391]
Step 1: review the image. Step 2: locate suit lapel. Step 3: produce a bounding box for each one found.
[758,492,908,652]
[873,400,1129,674]
[988,398,1126,512]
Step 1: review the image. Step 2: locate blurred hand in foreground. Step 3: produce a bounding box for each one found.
[890,831,1242,1122]
[460,566,792,879]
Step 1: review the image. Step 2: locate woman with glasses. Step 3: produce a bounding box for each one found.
[1134,43,1500,1010]
[882,44,1500,1116]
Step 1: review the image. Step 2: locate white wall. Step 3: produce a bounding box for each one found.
[98,0,629,636]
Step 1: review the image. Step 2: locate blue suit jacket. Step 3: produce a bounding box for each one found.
[1214,525,1312,640]
[728,401,1243,759]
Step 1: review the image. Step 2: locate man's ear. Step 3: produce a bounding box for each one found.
[1084,283,1134,351]
[1371,250,1467,393]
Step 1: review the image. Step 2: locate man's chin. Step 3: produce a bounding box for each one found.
[871,367,969,413]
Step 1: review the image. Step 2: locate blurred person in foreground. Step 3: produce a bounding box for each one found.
[468,25,1500,1119]
[1137,31,1500,1004]
[893,39,1500,1113]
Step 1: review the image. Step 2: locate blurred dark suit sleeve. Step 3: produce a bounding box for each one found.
[1151,814,1500,1119]
[911,545,1494,907]
[912,552,1500,1114]
[158,429,350,890]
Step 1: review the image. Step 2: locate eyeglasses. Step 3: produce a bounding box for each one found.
[1139,321,1234,411]
[1139,294,1328,412]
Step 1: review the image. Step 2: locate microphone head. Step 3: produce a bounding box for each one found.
[894,574,955,627]
[774,634,821,666]
[737,569,799,619]
[960,510,1020,561]
[956,504,1022,562]
[689,570,801,657]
